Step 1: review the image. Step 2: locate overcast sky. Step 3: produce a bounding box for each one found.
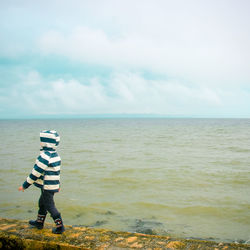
[0,0,250,118]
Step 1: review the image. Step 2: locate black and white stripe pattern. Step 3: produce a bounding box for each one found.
[40,130,60,150]
[23,130,61,192]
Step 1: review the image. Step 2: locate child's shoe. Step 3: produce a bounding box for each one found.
[29,214,46,229]
[52,214,65,234]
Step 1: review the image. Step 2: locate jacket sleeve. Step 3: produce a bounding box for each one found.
[22,152,50,189]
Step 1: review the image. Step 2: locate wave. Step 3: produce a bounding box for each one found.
[72,149,96,153]
[227,146,250,153]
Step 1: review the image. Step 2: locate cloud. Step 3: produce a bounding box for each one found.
[2,0,250,87]
[38,19,250,88]
[1,0,250,117]
[2,70,250,118]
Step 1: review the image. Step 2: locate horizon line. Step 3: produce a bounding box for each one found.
[0,114,250,120]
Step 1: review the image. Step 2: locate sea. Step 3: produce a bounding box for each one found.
[0,118,249,243]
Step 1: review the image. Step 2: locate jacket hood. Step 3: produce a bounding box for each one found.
[40,130,60,150]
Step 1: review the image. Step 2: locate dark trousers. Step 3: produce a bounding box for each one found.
[38,189,60,219]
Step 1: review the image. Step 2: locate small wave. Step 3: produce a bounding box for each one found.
[67,169,81,174]
[61,204,108,215]
[72,149,96,153]
[230,176,250,185]
[100,177,139,185]
[227,146,250,153]
[111,169,136,175]
[132,202,170,210]
[89,202,125,211]
[111,138,123,142]
[173,205,250,223]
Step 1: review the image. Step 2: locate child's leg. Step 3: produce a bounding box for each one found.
[42,190,60,218]
[43,190,65,234]
[29,190,47,229]
[38,190,48,215]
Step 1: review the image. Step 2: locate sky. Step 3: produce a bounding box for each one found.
[0,0,250,118]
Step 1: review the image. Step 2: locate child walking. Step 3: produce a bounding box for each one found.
[18,130,65,234]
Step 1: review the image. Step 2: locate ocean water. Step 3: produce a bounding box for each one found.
[0,118,250,242]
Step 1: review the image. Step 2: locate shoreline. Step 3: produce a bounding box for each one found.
[1,217,249,249]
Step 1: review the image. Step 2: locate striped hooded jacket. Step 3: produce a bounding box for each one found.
[23,130,61,192]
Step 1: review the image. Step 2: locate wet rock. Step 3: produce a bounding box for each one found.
[114,237,124,242]
[93,220,108,227]
[136,227,154,235]
[1,217,250,250]
[98,243,110,249]
[105,210,116,215]
[85,235,95,240]
[72,224,88,227]
[166,240,185,249]
[237,239,246,244]
[130,242,143,248]
[135,219,163,227]
[131,219,164,235]
[126,236,137,243]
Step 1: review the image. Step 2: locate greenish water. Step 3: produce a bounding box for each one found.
[0,118,250,243]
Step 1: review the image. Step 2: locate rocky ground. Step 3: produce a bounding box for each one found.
[0,217,249,249]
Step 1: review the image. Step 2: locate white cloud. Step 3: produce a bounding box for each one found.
[4,70,249,117]
[2,0,250,87]
[38,17,250,87]
[1,0,250,117]
[1,69,250,117]
[34,0,250,87]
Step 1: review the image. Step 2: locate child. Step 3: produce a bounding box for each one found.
[18,130,65,234]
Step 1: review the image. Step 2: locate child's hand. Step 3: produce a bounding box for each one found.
[18,186,24,192]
